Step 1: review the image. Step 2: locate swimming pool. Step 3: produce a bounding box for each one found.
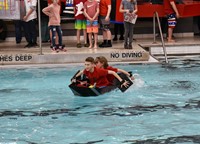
[0,57,200,144]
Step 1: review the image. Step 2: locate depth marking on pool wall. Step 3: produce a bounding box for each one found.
[0,54,33,62]
[110,51,143,58]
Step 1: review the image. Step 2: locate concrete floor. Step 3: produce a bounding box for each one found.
[0,35,199,65]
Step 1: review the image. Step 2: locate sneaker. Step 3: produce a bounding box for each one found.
[24,43,32,48]
[84,43,89,47]
[32,42,38,47]
[128,45,133,49]
[119,36,124,40]
[113,37,118,41]
[124,45,128,49]
[76,43,82,48]
[59,48,67,52]
[51,47,59,53]
[106,43,112,47]
[99,42,107,48]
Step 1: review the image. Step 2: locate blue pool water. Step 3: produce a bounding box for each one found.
[0,58,200,144]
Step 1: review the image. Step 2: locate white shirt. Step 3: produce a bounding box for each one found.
[24,0,37,22]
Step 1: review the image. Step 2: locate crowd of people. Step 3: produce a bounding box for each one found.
[1,0,199,50]
[3,0,138,51]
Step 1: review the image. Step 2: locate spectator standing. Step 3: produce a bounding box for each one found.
[0,20,7,41]
[164,0,180,42]
[119,0,138,49]
[43,0,66,52]
[98,0,112,48]
[41,0,50,43]
[47,0,61,47]
[113,23,124,41]
[14,20,29,44]
[84,0,99,49]
[23,0,38,48]
[74,0,88,48]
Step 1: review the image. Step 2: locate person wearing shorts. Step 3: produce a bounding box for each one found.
[98,0,112,48]
[84,0,99,49]
[164,0,180,42]
[74,0,88,48]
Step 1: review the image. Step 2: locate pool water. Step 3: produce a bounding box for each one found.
[0,58,200,144]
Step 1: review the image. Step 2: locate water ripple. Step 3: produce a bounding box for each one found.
[123,135,200,143]
[1,98,200,118]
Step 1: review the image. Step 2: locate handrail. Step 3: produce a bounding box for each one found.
[153,12,168,63]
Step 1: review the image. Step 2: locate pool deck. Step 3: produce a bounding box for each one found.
[0,35,200,65]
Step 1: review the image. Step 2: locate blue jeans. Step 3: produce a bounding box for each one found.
[49,25,63,48]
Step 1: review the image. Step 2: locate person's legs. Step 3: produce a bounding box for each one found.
[29,19,37,46]
[113,23,118,41]
[94,33,98,49]
[119,23,124,40]
[167,14,176,42]
[81,20,88,47]
[23,21,32,48]
[99,16,111,47]
[124,22,129,49]
[41,17,49,42]
[49,29,59,48]
[56,26,63,47]
[75,20,82,47]
[83,29,89,47]
[49,26,57,49]
[106,30,112,47]
[168,27,175,42]
[88,33,93,49]
[21,21,29,43]
[128,23,134,49]
[14,20,22,43]
[92,20,99,49]
[76,29,81,47]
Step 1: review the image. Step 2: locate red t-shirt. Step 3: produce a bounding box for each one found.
[84,0,99,20]
[74,0,87,20]
[99,0,111,16]
[106,66,118,83]
[83,67,109,88]
[164,0,175,15]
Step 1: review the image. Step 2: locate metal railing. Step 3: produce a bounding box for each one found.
[153,12,168,63]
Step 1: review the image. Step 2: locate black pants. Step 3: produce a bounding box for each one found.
[0,20,7,40]
[24,19,37,44]
[114,23,124,37]
[14,20,28,43]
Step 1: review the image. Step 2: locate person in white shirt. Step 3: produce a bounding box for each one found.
[23,0,38,48]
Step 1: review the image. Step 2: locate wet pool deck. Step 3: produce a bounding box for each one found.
[0,35,200,65]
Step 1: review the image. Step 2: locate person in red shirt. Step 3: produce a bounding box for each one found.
[164,0,180,42]
[84,0,99,49]
[98,0,112,48]
[72,57,128,88]
[94,56,134,85]
[74,0,89,48]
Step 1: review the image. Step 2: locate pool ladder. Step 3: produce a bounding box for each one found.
[153,12,168,63]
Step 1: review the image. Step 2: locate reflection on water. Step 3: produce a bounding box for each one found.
[0,57,200,143]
